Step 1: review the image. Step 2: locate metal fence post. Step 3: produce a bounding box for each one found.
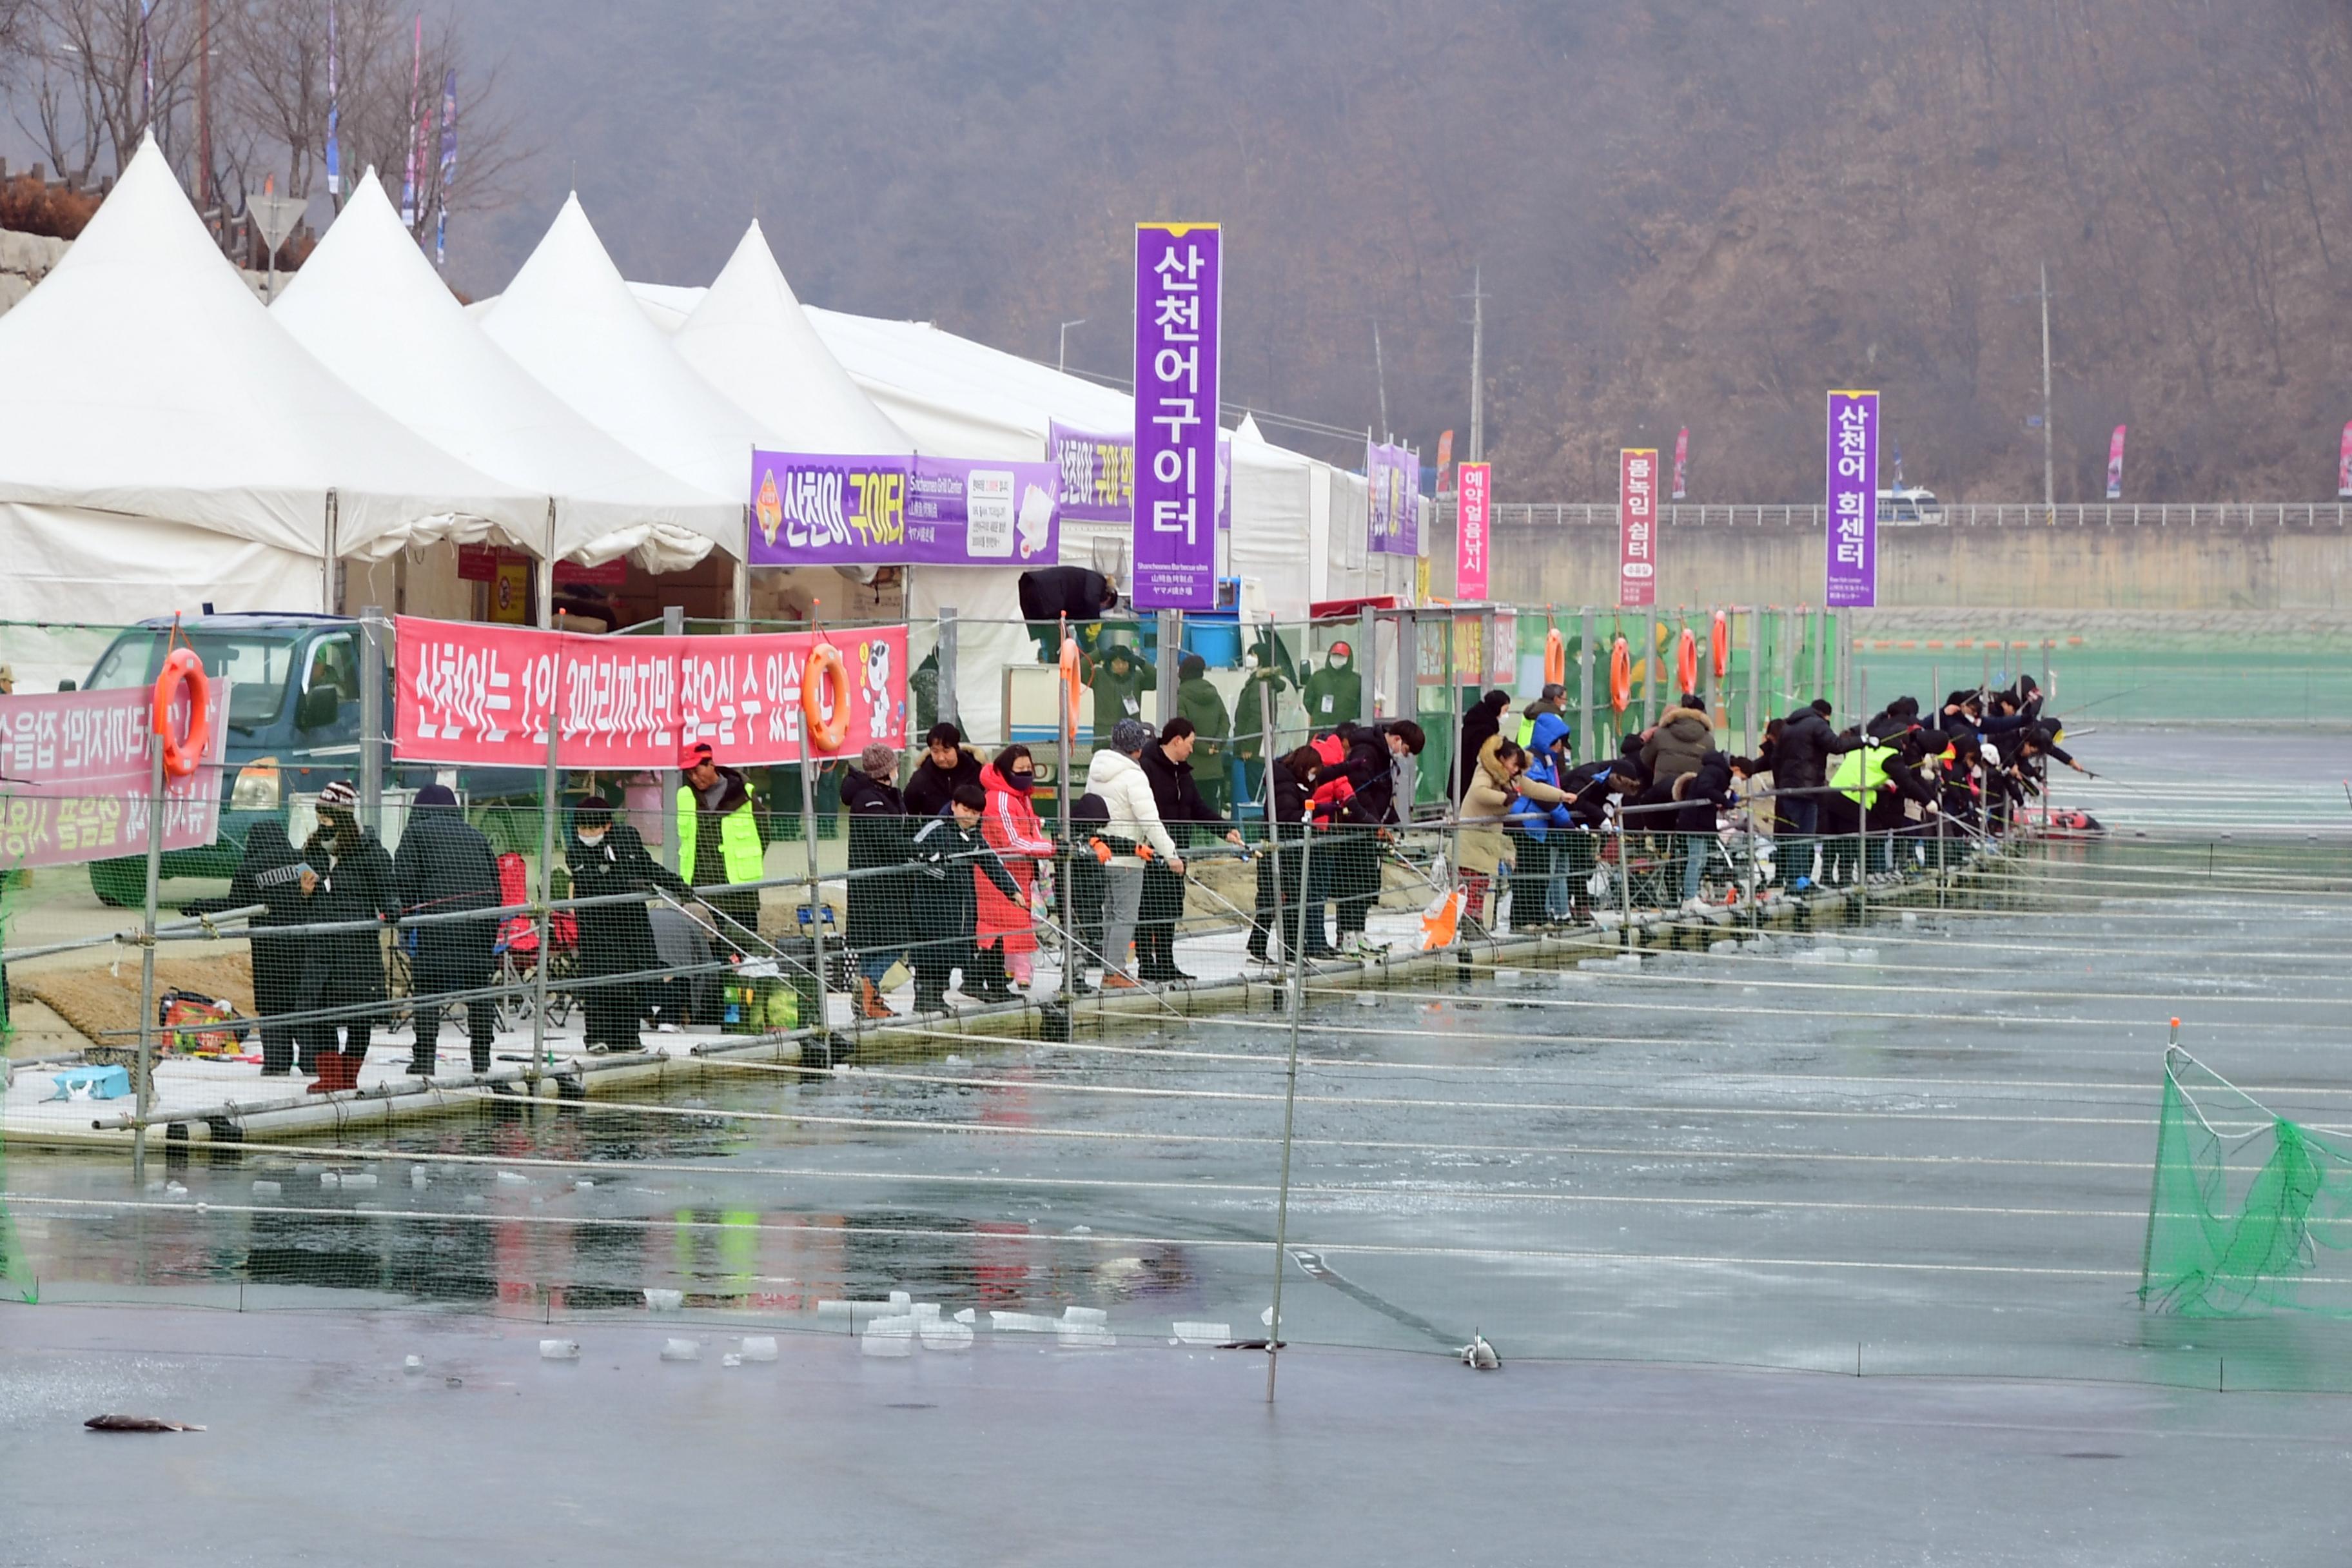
[937,609,960,732]
[798,741,828,1047]
[1157,609,1182,726]
[531,649,561,1083]
[658,606,684,872]
[1746,607,1762,752]
[132,725,165,1184]
[1642,604,1658,727]
[1359,605,1378,721]
[1578,606,1594,763]
[358,605,384,837]
[1059,615,1077,1006]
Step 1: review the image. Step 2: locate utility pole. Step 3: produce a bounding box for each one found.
[1466,266,1487,462]
[1058,318,1086,374]
[197,0,213,210]
[1371,320,1390,443]
[2039,261,2055,521]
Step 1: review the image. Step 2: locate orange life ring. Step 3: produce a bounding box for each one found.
[1607,636,1632,714]
[1676,627,1699,696]
[802,642,852,754]
[1710,611,1730,680]
[1058,636,1084,741]
[152,646,210,781]
[1542,625,1566,686]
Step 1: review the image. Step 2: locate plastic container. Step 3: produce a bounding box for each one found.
[660,1338,700,1362]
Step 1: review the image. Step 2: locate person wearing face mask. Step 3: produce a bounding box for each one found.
[393,784,502,1076]
[972,745,1055,1001]
[1300,640,1362,729]
[295,781,397,1093]
[567,796,693,1054]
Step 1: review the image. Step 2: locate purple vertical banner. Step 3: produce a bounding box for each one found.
[1824,390,1879,608]
[1133,222,1220,609]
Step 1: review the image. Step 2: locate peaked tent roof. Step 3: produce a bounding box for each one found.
[274,169,733,569]
[0,134,538,561]
[671,222,915,456]
[478,193,767,546]
[803,308,1133,460]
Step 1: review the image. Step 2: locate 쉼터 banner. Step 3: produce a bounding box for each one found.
[1132,222,1221,609]
[0,683,230,868]
[1825,389,1879,608]
[1455,461,1492,600]
[394,617,908,769]
[748,453,1059,568]
[1618,447,1658,608]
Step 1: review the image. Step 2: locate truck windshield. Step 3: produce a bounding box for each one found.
[85,632,299,726]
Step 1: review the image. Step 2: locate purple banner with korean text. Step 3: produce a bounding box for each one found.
[748,453,1059,567]
[1048,422,1231,531]
[0,684,230,869]
[1132,223,1221,609]
[1824,390,1879,608]
[1367,441,1419,555]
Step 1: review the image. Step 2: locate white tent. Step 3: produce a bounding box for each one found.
[1230,415,1315,620]
[804,308,1132,461]
[477,194,766,557]
[672,222,916,457]
[275,170,736,571]
[0,135,539,623]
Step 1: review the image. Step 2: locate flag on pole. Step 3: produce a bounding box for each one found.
[1671,427,1689,500]
[324,0,341,197]
[400,14,422,228]
[139,1,153,133]
[435,70,457,266]
[2338,421,2351,500]
[2105,425,2127,501]
[1435,429,1455,493]
[1890,434,1904,487]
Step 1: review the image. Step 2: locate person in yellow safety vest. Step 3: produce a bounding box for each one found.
[1823,732,1938,883]
[678,741,766,951]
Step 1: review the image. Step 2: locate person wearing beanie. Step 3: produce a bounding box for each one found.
[567,794,693,1054]
[1175,651,1233,816]
[1458,689,1511,803]
[839,743,912,1018]
[295,779,397,1093]
[1082,717,1181,986]
[393,783,503,1075]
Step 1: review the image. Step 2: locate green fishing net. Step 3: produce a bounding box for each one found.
[0,881,32,1304]
[2141,1050,2352,1318]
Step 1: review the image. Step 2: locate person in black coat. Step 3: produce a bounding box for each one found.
[903,723,984,819]
[1017,565,1120,627]
[566,796,693,1054]
[295,781,398,1090]
[1323,720,1426,949]
[182,820,312,1075]
[1135,718,1244,982]
[393,784,503,1075]
[1457,689,1511,803]
[1248,745,1337,963]
[908,784,1023,1011]
[840,743,910,1018]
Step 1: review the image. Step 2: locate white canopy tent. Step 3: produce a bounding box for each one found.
[275,170,736,572]
[0,135,538,623]
[671,222,916,457]
[476,194,765,563]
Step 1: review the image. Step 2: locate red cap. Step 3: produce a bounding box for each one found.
[680,741,714,769]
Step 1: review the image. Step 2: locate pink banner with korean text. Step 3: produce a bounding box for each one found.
[1455,461,1492,600]
[0,684,229,868]
[394,618,908,769]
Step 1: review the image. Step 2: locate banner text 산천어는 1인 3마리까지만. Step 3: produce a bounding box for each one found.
[393,618,908,769]
[746,453,1060,568]
[0,683,230,868]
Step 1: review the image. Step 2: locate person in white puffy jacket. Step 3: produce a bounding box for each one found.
[1083,718,1182,986]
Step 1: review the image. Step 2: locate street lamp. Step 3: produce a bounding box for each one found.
[1059,318,1086,374]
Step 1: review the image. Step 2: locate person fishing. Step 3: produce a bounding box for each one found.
[566,796,694,1054]
[295,781,397,1093]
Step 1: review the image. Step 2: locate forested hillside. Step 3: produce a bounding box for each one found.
[466,0,2352,501]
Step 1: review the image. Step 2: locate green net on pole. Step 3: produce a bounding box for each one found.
[0,874,33,1304]
[2140,1048,2352,1318]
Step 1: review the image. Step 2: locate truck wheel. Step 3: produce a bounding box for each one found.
[89,858,146,908]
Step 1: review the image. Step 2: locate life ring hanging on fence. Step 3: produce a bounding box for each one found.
[803,642,853,754]
[1676,627,1699,696]
[1543,624,1566,686]
[1059,636,1084,743]
[152,646,210,781]
[1710,610,1730,681]
[1608,635,1632,714]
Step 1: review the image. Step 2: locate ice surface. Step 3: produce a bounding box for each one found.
[660,1338,700,1362]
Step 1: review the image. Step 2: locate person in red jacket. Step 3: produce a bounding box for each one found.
[971,745,1054,1000]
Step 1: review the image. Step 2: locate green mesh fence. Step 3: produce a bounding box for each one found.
[1,881,34,1304]
[2141,1049,2352,1319]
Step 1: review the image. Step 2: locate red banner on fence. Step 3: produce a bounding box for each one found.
[0,685,229,867]
[1618,447,1658,608]
[393,618,909,769]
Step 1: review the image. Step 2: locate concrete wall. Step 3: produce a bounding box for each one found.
[1431,517,2352,611]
